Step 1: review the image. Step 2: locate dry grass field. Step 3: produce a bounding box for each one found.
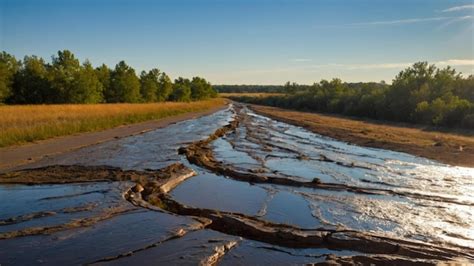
[250,104,474,167]
[0,98,225,148]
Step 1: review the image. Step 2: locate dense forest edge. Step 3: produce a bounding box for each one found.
[0,50,217,104]
[2,50,473,129]
[219,62,474,129]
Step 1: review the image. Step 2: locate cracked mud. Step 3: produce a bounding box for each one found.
[1,104,473,265]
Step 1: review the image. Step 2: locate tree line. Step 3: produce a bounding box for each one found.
[213,84,286,93]
[213,83,387,94]
[0,50,217,104]
[229,62,474,129]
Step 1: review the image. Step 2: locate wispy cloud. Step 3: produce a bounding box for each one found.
[290,58,312,62]
[436,59,474,66]
[315,15,473,28]
[350,17,450,26]
[437,15,473,29]
[236,59,474,75]
[330,60,474,69]
[442,5,474,12]
[343,63,412,70]
[212,60,474,84]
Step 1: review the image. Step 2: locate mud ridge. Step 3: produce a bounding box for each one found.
[2,158,472,263]
[39,190,111,201]
[2,105,472,264]
[159,195,473,261]
[179,108,474,207]
[315,254,442,265]
[0,207,138,240]
[199,240,239,266]
[120,164,241,265]
[0,163,191,185]
[121,163,473,262]
[88,223,210,265]
[0,163,192,240]
[0,203,97,226]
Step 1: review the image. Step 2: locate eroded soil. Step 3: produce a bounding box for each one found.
[1,104,473,265]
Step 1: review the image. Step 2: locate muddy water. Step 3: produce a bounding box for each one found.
[213,108,474,249]
[1,104,473,265]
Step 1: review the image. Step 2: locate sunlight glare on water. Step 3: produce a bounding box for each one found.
[211,107,474,249]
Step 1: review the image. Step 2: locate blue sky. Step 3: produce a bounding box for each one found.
[1,0,473,84]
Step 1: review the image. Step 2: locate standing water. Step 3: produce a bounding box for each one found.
[1,104,473,265]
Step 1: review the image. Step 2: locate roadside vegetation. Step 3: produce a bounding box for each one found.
[0,50,222,147]
[224,62,474,129]
[0,50,217,104]
[0,98,225,147]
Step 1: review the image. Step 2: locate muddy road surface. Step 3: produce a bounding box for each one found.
[1,104,473,265]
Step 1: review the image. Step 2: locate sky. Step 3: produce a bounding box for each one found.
[1,0,473,84]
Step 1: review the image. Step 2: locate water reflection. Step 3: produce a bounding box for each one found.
[212,107,474,249]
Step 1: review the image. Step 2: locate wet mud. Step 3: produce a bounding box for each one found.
[1,104,473,265]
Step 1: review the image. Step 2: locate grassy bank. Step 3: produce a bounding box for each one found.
[0,98,225,147]
[249,104,474,167]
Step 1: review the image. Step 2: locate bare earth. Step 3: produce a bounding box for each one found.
[250,104,474,167]
[0,104,226,172]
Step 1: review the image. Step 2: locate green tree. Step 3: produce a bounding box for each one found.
[386,62,436,121]
[95,64,111,94]
[454,75,474,102]
[10,56,53,104]
[414,101,432,124]
[107,61,141,103]
[170,77,191,102]
[0,52,20,103]
[140,68,160,102]
[67,61,104,103]
[157,72,173,101]
[227,61,473,129]
[49,50,82,103]
[190,76,216,100]
[284,81,299,94]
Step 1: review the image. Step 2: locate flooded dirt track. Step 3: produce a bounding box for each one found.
[1,104,473,265]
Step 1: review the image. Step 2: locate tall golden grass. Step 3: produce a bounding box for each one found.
[0,98,225,147]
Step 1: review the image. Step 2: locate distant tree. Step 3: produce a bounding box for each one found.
[431,66,460,100]
[230,62,473,129]
[386,62,436,121]
[68,61,104,103]
[3,50,223,105]
[462,113,474,129]
[107,61,141,103]
[10,55,53,104]
[157,72,173,101]
[190,76,216,100]
[95,64,111,94]
[4,50,471,129]
[415,93,472,126]
[170,77,191,102]
[213,84,286,93]
[0,52,19,103]
[140,68,160,102]
[49,50,82,103]
[284,81,299,94]
[454,75,474,102]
